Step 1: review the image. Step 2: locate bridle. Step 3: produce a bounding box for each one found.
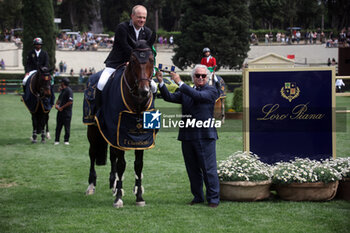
[123,47,153,96]
[36,72,52,98]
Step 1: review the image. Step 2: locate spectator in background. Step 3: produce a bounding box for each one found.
[327,58,331,66]
[168,35,174,48]
[63,62,67,73]
[0,59,5,70]
[296,31,301,44]
[320,31,325,44]
[59,61,64,73]
[158,35,163,46]
[70,68,74,76]
[336,79,345,93]
[331,58,337,66]
[265,33,269,45]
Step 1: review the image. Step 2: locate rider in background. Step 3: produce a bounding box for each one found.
[97,5,156,93]
[23,37,49,87]
[200,47,218,85]
[200,47,217,73]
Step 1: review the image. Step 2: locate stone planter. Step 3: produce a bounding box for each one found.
[276,181,339,201]
[220,180,271,201]
[336,178,350,200]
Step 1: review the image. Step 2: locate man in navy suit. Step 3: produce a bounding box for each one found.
[156,64,220,208]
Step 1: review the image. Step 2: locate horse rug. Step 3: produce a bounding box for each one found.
[83,68,158,150]
[22,74,55,113]
[215,75,227,99]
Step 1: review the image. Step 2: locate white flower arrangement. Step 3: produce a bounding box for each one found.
[272,158,343,184]
[217,151,272,182]
[327,157,350,179]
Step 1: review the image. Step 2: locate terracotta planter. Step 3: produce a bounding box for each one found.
[336,178,350,200]
[276,181,339,201]
[220,180,271,201]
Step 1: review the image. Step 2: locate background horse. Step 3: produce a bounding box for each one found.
[85,40,155,208]
[209,73,227,123]
[22,67,54,143]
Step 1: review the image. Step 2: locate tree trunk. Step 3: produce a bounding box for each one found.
[90,0,103,34]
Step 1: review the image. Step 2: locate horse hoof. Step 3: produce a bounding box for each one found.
[136,201,146,207]
[32,139,37,144]
[113,199,123,208]
[85,184,95,195]
[41,140,46,144]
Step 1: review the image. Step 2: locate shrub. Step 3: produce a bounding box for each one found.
[232,87,243,112]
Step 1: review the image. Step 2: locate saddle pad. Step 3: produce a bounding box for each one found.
[83,70,102,124]
[92,67,157,150]
[96,110,157,150]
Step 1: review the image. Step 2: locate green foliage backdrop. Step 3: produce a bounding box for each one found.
[172,0,251,70]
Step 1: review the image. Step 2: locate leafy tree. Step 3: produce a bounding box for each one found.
[173,0,251,70]
[22,0,56,69]
[322,0,350,30]
[0,0,23,32]
[249,0,284,30]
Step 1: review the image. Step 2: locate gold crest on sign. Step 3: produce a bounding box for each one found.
[281,82,300,102]
[136,123,142,129]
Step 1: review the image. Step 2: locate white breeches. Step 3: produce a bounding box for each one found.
[23,70,37,85]
[97,67,116,91]
[97,67,157,93]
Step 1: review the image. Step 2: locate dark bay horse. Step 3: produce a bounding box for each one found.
[22,67,54,143]
[85,40,155,208]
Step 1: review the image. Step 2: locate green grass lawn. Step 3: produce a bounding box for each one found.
[0,93,349,233]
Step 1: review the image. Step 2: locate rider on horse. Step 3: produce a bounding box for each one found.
[23,37,50,90]
[96,4,157,107]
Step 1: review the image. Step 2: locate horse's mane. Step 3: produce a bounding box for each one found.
[134,40,151,50]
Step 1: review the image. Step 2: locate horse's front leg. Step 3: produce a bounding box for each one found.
[39,113,46,143]
[110,147,126,208]
[134,150,145,206]
[31,113,37,143]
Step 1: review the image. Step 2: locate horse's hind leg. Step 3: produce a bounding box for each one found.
[45,113,51,139]
[86,125,108,195]
[134,150,145,206]
[110,147,126,208]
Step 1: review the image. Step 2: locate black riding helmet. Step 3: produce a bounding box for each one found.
[33,37,43,45]
[61,77,70,86]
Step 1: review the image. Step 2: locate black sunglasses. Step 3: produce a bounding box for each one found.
[195,74,207,79]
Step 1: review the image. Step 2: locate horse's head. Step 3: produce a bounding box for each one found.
[34,67,52,97]
[125,39,154,100]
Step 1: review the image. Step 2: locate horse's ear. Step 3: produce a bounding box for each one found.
[147,32,156,47]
